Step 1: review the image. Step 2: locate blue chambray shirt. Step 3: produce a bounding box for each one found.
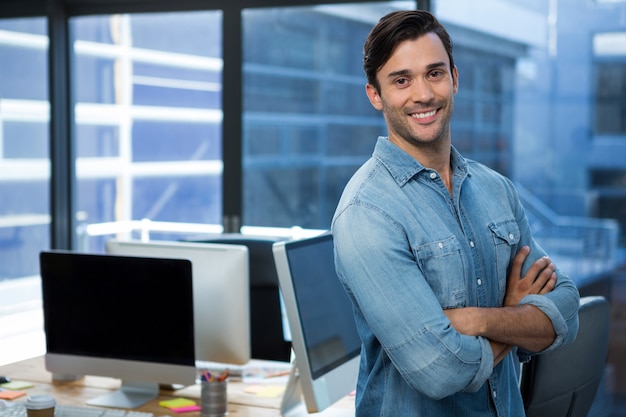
[331,137,580,417]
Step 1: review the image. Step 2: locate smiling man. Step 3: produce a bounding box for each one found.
[331,10,580,417]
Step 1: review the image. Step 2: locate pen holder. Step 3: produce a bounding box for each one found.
[201,379,228,417]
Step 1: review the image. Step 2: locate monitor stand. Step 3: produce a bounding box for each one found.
[86,381,159,409]
[280,363,308,417]
[279,362,357,417]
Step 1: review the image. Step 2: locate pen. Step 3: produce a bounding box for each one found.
[216,369,229,382]
[200,369,213,382]
[265,370,290,378]
[200,369,229,382]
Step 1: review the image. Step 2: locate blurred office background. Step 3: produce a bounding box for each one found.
[0,0,625,415]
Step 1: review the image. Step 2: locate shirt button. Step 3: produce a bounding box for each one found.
[469,241,475,247]
[438,242,444,248]
[477,279,482,286]
[509,233,514,240]
[429,172,437,179]
[493,390,497,399]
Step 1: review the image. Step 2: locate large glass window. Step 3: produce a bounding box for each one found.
[242,2,412,229]
[0,17,49,364]
[595,63,626,135]
[71,11,223,251]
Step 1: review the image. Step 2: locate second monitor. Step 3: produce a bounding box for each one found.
[185,234,291,362]
[106,239,250,366]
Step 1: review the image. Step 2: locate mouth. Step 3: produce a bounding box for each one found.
[409,109,437,120]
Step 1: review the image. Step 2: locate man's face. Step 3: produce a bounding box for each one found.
[366,33,458,153]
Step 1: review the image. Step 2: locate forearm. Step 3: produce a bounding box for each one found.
[489,340,512,366]
[445,304,556,352]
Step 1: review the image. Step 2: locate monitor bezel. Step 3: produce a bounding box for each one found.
[40,250,198,408]
[105,239,251,366]
[273,233,360,414]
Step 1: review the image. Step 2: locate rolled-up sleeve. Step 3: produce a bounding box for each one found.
[333,202,494,399]
[518,269,580,358]
[508,179,580,359]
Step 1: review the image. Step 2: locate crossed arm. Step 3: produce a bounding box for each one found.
[444,246,557,365]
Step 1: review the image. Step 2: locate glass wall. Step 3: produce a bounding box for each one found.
[0,18,49,280]
[71,11,223,251]
[242,3,411,229]
[0,17,49,363]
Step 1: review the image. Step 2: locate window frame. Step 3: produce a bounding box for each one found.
[0,0,422,250]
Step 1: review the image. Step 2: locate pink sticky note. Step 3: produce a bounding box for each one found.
[171,405,201,413]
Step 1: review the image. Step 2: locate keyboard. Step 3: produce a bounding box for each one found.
[0,403,155,417]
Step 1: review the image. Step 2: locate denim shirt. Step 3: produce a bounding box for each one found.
[331,138,580,417]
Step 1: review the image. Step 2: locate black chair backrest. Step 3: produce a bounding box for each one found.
[520,295,611,417]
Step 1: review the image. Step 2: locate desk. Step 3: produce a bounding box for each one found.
[0,357,355,416]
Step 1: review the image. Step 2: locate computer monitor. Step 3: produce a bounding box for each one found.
[186,234,291,362]
[272,233,360,416]
[40,251,197,409]
[105,239,250,366]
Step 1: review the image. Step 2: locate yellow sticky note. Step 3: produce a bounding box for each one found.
[0,381,34,390]
[159,398,196,409]
[255,385,285,398]
[243,385,264,394]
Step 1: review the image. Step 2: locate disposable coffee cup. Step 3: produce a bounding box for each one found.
[201,380,227,417]
[25,395,56,417]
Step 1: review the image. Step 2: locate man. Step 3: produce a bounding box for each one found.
[331,10,580,416]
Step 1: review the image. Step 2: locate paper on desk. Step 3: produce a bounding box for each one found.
[171,405,201,413]
[0,381,34,390]
[0,390,26,400]
[159,398,197,409]
[243,385,285,398]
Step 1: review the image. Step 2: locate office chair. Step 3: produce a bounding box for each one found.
[185,234,292,362]
[519,295,611,417]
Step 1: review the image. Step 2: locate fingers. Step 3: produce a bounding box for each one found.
[524,255,552,282]
[509,246,530,281]
[539,273,557,294]
[527,259,556,294]
[537,266,557,295]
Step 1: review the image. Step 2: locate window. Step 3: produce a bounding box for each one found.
[0,17,49,364]
[595,63,626,134]
[241,3,411,229]
[70,11,223,251]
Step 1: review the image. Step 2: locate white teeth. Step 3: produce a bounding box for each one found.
[411,109,436,119]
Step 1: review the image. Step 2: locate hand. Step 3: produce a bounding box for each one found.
[503,246,556,307]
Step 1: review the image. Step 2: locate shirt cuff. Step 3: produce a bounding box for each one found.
[463,336,494,392]
[518,294,568,354]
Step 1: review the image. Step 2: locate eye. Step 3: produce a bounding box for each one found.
[395,77,411,88]
[428,69,445,79]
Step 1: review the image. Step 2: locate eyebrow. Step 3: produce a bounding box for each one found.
[386,61,448,79]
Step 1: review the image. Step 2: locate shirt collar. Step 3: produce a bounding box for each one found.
[372,136,469,186]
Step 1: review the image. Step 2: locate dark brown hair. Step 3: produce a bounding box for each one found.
[363,10,455,92]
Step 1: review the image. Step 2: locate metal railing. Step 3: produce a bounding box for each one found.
[76,219,327,252]
[516,183,620,286]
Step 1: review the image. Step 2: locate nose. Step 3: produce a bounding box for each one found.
[410,77,434,103]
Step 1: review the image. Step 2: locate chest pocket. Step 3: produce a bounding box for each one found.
[415,236,466,309]
[488,219,520,293]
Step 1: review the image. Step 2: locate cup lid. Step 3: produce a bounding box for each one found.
[25,395,56,410]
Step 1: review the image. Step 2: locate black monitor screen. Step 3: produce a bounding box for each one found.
[284,234,361,379]
[40,251,195,366]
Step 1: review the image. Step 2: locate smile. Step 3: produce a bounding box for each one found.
[410,109,437,119]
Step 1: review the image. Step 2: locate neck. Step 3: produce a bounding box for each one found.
[406,142,453,193]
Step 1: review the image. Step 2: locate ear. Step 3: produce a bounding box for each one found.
[365,83,383,111]
[452,66,459,95]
